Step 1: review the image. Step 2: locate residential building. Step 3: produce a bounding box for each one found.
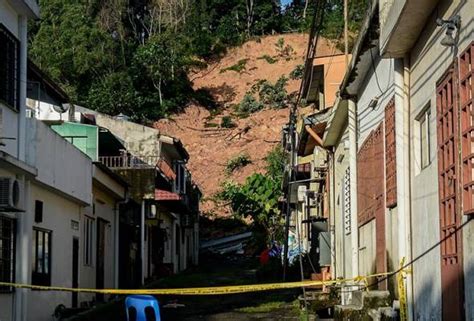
[308,0,474,320]
[72,107,201,279]
[282,52,347,280]
[26,61,130,308]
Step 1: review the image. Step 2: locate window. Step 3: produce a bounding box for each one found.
[418,106,431,169]
[0,24,20,111]
[83,216,94,266]
[32,228,51,286]
[173,162,187,194]
[0,216,15,292]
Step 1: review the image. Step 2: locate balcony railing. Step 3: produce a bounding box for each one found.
[99,155,178,181]
[99,155,161,169]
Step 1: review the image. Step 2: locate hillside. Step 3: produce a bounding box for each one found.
[154,33,338,216]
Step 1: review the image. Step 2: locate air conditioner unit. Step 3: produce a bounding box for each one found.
[297,185,307,202]
[0,178,21,211]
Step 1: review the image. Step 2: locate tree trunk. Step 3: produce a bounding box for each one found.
[246,0,254,36]
[303,0,308,19]
[158,77,163,106]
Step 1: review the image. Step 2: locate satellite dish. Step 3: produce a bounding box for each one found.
[52,103,69,114]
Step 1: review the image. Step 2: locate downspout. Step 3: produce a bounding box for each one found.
[140,201,145,285]
[348,99,359,278]
[395,57,413,317]
[330,147,336,279]
[403,55,414,321]
[14,16,29,321]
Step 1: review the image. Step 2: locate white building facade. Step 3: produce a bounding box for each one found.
[322,0,474,320]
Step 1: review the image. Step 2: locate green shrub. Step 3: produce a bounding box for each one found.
[289,64,304,80]
[275,38,294,60]
[236,93,264,114]
[257,54,278,64]
[221,116,236,128]
[220,58,249,73]
[252,76,289,109]
[226,153,252,174]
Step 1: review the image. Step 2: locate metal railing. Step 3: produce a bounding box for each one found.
[99,155,161,169]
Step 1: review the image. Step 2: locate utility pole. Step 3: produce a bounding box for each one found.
[344,0,349,69]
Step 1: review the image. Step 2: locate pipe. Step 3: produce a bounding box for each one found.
[14,16,29,321]
[403,55,414,321]
[305,125,324,147]
[283,122,296,280]
[140,201,146,285]
[329,148,336,279]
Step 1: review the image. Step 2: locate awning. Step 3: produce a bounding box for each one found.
[155,189,181,201]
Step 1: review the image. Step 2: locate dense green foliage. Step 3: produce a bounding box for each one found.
[29,0,370,122]
[236,93,264,115]
[218,145,286,242]
[289,64,304,80]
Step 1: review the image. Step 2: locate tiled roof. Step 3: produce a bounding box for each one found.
[155,189,181,201]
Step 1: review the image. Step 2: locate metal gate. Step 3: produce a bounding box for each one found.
[436,63,464,321]
[357,123,386,289]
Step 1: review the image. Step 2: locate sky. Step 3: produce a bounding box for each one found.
[281,0,292,6]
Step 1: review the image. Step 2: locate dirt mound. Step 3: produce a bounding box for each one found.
[154,33,337,216]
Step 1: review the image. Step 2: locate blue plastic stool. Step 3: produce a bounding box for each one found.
[125,295,161,321]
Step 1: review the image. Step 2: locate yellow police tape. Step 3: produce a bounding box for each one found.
[0,268,410,296]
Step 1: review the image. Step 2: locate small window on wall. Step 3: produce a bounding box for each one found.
[83,216,94,266]
[32,228,52,286]
[0,216,15,292]
[418,106,431,169]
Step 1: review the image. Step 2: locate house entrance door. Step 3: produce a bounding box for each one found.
[436,63,464,321]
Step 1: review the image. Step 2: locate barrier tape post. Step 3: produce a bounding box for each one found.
[397,257,407,321]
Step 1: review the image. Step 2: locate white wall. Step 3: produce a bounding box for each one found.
[409,1,474,320]
[25,118,92,205]
[79,187,117,304]
[356,53,398,280]
[27,184,81,321]
[357,54,395,145]
[332,126,352,279]
[26,99,71,122]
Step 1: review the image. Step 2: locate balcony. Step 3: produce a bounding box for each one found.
[99,155,161,169]
[99,155,177,182]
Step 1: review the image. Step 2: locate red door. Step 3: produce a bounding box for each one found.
[436,63,464,321]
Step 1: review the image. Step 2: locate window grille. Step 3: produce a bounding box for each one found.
[0,24,20,111]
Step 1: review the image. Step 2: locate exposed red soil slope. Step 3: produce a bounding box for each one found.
[154,34,337,216]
